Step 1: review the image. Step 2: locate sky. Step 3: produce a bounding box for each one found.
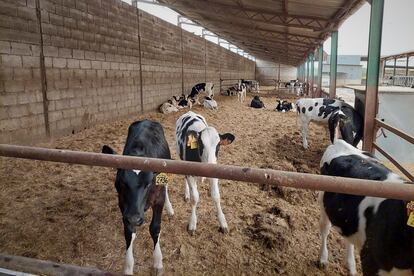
[123,0,414,62]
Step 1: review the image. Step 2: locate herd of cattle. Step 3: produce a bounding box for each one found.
[101,80,413,275]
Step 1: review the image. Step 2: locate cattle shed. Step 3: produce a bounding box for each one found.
[1,0,414,275]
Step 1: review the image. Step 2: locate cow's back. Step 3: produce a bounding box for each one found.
[297,98,343,122]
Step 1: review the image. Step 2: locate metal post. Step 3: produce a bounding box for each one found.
[363,0,385,152]
[310,52,314,97]
[406,55,409,76]
[306,56,309,95]
[329,31,338,99]
[317,46,324,97]
[393,57,396,85]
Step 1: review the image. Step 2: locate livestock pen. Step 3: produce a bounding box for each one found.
[1,0,414,275]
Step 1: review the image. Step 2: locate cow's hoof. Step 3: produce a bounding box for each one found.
[219,227,229,234]
[152,267,164,276]
[316,260,327,269]
[187,224,196,235]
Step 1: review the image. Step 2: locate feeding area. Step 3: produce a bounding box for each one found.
[1,0,414,275]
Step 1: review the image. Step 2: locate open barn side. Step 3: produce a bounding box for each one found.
[0,92,358,275]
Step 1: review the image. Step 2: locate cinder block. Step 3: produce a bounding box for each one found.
[67,58,80,68]
[2,55,22,67]
[58,47,72,58]
[43,46,59,57]
[22,56,40,68]
[4,80,25,92]
[53,57,67,68]
[72,49,84,59]
[13,68,32,80]
[79,60,91,69]
[0,41,11,54]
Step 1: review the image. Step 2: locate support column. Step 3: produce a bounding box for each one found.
[306,56,309,95]
[393,57,396,85]
[310,52,315,97]
[317,46,324,97]
[363,0,385,152]
[329,31,338,99]
[132,0,144,113]
[406,55,409,76]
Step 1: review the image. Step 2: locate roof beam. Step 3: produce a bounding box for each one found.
[159,0,330,31]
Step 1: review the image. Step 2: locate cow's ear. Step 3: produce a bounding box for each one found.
[102,145,117,155]
[219,133,235,146]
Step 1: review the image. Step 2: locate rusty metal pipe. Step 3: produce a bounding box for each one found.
[1,144,414,201]
[0,254,119,276]
[375,119,414,145]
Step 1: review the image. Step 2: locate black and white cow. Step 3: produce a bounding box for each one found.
[203,96,218,110]
[328,105,363,147]
[296,98,344,149]
[318,139,413,275]
[188,82,214,104]
[159,102,179,114]
[241,79,260,93]
[238,83,247,102]
[177,95,193,109]
[250,95,265,109]
[102,120,174,275]
[175,111,235,234]
[275,99,295,112]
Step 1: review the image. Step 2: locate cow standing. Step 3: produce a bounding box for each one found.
[175,111,235,234]
[318,139,413,275]
[188,82,215,104]
[102,120,174,275]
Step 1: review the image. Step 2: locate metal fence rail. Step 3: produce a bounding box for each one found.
[391,76,414,87]
[1,144,413,200]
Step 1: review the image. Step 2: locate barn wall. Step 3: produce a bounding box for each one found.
[255,58,297,85]
[0,0,255,144]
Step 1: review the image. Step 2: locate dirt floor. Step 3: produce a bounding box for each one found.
[0,90,358,275]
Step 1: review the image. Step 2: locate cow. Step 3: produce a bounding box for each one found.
[175,111,235,234]
[177,96,193,109]
[241,79,260,93]
[203,96,218,110]
[275,99,294,112]
[102,120,174,275]
[188,82,215,104]
[318,139,413,275]
[159,102,179,114]
[328,105,363,147]
[238,83,247,102]
[295,98,344,149]
[250,95,265,109]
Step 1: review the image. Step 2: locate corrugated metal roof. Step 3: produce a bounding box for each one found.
[157,0,365,66]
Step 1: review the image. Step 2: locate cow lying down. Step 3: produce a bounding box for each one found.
[275,99,295,112]
[318,139,413,275]
[250,96,265,109]
[203,96,218,110]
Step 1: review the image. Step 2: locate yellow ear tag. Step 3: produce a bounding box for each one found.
[187,134,198,149]
[155,173,169,186]
[406,201,414,228]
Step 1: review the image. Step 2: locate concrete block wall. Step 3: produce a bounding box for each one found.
[0,0,47,144]
[0,0,255,144]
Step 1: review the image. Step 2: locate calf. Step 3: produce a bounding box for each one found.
[102,120,174,275]
[318,139,413,275]
[328,105,363,147]
[275,99,294,112]
[203,96,218,110]
[175,111,235,234]
[177,96,193,109]
[159,102,179,114]
[189,82,214,103]
[295,98,344,149]
[250,95,265,108]
[238,83,247,102]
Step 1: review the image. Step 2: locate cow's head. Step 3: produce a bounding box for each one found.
[102,145,154,232]
[185,128,234,164]
[328,110,347,143]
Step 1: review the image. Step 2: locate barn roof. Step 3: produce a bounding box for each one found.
[157,0,366,66]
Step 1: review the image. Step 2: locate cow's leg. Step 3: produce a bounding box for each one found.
[210,179,228,233]
[123,224,136,275]
[301,119,310,149]
[187,176,199,235]
[150,201,164,275]
[201,177,206,184]
[164,185,174,216]
[344,240,357,275]
[318,194,331,269]
[184,177,190,202]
